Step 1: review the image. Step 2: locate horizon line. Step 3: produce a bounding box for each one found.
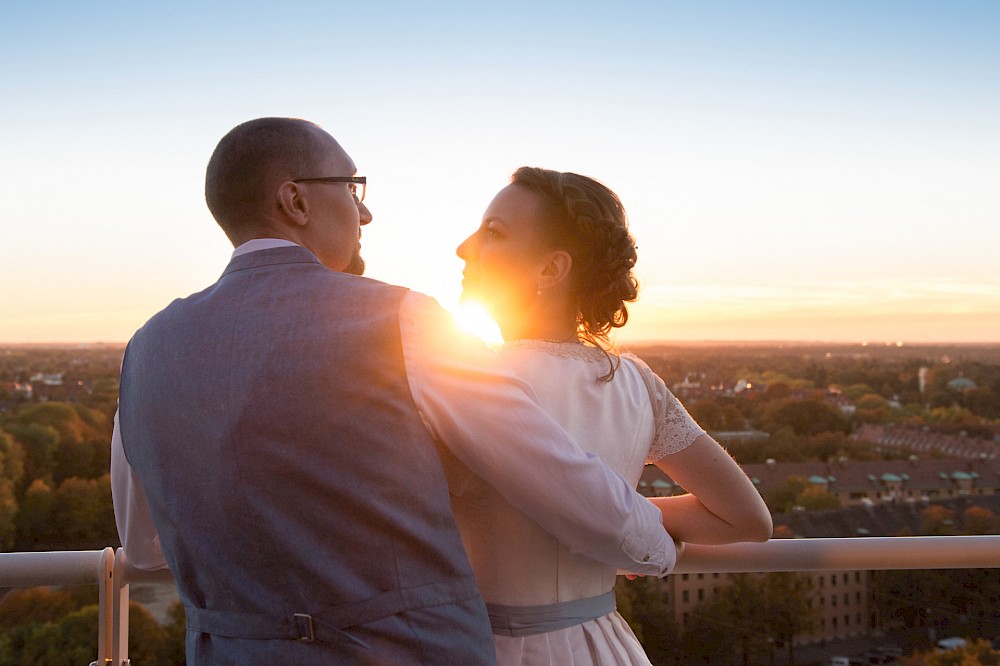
[3,339,1000,348]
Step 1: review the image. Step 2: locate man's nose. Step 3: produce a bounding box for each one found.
[358,202,372,226]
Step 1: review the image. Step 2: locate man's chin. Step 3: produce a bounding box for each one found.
[344,253,365,276]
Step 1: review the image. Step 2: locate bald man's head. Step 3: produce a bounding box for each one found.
[205,117,330,242]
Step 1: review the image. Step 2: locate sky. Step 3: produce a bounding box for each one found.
[1,1,998,344]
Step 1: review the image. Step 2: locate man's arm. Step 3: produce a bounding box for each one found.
[110,410,169,571]
[399,292,675,576]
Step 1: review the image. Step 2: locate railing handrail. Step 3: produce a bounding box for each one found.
[674,535,1000,573]
[3,536,1000,665]
[0,547,114,587]
[5,536,997,587]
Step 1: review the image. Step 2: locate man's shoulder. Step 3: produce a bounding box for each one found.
[309,272,413,311]
[129,262,419,349]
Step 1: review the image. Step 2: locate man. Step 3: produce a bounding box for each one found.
[112,117,674,664]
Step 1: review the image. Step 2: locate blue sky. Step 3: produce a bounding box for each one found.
[2,1,998,343]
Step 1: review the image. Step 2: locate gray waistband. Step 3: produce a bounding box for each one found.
[486,590,616,637]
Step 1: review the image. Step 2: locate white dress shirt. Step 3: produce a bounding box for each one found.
[111,240,674,575]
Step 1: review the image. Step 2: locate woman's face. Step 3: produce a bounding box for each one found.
[456,184,554,324]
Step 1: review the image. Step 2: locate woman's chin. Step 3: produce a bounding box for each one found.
[459,289,489,308]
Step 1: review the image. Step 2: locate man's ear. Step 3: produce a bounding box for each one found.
[276,181,310,228]
[539,250,573,290]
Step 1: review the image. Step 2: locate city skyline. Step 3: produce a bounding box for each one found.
[2,2,998,344]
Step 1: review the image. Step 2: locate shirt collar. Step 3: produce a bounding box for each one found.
[231,238,301,259]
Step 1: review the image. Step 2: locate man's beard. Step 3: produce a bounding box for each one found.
[344,251,365,276]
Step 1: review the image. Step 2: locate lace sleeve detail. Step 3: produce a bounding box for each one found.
[624,354,707,464]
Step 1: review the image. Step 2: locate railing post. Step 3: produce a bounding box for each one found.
[96,547,115,664]
[112,548,130,666]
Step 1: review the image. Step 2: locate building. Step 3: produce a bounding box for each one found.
[641,457,1000,508]
[747,457,999,506]
[637,464,1000,646]
[854,423,1000,462]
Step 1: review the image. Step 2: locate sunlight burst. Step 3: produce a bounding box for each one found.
[450,301,504,348]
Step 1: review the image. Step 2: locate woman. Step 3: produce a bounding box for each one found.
[453,167,772,665]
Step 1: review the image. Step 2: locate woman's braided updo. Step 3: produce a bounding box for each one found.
[511,166,639,379]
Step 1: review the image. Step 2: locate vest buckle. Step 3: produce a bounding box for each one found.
[293,613,315,642]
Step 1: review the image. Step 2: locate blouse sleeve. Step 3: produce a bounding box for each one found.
[624,353,707,464]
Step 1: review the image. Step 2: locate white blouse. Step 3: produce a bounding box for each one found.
[450,340,705,666]
[452,340,702,605]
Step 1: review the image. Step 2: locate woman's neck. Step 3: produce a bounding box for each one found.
[499,307,579,344]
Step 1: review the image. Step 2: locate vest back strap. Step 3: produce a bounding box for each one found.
[185,575,481,646]
[184,606,368,648]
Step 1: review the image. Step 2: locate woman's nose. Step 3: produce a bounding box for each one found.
[456,233,475,259]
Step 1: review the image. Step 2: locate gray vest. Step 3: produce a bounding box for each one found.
[120,246,495,665]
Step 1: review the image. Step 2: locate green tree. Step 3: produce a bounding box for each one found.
[762,382,793,401]
[0,432,25,486]
[10,403,97,447]
[0,588,181,666]
[761,398,849,437]
[764,572,817,664]
[920,505,956,535]
[801,431,851,461]
[13,605,99,665]
[0,480,16,551]
[0,432,24,549]
[842,383,877,400]
[964,387,1000,419]
[872,568,999,637]
[855,393,894,423]
[13,479,53,549]
[963,506,1000,535]
[908,638,1000,665]
[53,438,101,484]
[796,485,841,511]
[924,405,980,426]
[617,576,678,663]
[0,588,77,629]
[4,402,109,483]
[3,423,59,489]
[765,476,807,513]
[159,601,188,665]
[681,595,737,665]
[722,573,769,665]
[81,376,120,421]
[689,399,746,431]
[127,601,169,665]
[51,474,116,548]
[728,426,804,464]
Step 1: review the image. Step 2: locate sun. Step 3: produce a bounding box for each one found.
[449,301,504,348]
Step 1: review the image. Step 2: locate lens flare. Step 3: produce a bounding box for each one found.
[449,301,503,348]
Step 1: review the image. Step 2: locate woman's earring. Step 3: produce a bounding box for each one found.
[536,286,543,297]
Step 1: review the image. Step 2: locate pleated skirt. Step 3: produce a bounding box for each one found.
[492,611,652,665]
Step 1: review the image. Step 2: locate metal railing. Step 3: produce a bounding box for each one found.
[1,536,999,665]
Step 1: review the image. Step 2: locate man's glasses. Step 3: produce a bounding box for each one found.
[292,176,366,204]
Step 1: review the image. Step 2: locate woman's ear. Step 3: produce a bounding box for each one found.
[539,250,573,290]
[276,181,310,228]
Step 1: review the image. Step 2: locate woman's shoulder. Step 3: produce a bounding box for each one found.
[619,353,707,462]
[619,352,664,391]
[502,339,607,363]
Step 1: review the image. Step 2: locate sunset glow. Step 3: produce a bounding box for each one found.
[1,2,997,344]
[450,302,504,349]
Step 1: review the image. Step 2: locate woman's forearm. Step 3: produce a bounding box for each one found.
[652,434,772,544]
